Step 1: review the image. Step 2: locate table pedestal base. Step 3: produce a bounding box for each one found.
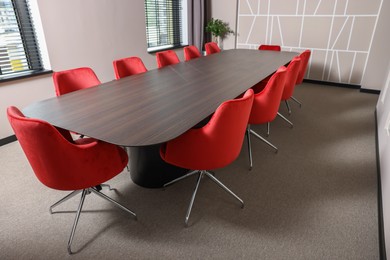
[128,145,189,188]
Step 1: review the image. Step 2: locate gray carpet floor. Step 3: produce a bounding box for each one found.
[0,83,380,259]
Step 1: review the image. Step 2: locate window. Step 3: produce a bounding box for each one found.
[144,0,188,53]
[0,0,45,81]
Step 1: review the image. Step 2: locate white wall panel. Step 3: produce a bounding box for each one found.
[237,0,384,86]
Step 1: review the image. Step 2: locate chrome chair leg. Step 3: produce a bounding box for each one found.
[185,171,203,227]
[266,122,270,136]
[50,190,82,214]
[55,186,136,254]
[291,96,302,108]
[67,189,87,254]
[277,112,293,128]
[250,129,278,153]
[285,100,292,115]
[246,127,253,170]
[89,187,137,219]
[208,171,216,176]
[163,170,199,188]
[182,170,244,227]
[123,146,130,172]
[205,171,244,208]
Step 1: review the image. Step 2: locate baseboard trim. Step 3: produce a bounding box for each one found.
[0,135,16,146]
[361,88,381,95]
[303,79,360,89]
[303,79,381,95]
[375,110,387,260]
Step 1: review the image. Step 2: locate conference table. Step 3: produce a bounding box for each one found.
[23,49,298,188]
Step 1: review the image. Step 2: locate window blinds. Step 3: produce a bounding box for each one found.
[145,0,183,52]
[0,0,42,77]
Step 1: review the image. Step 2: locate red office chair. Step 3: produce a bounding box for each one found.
[252,44,282,93]
[246,67,287,169]
[7,106,136,254]
[292,49,311,107]
[205,42,221,55]
[258,44,281,51]
[160,89,254,226]
[156,50,180,68]
[184,45,201,61]
[113,56,148,79]
[52,67,101,96]
[281,56,302,115]
[52,67,102,139]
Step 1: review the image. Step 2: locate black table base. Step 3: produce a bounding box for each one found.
[128,145,189,188]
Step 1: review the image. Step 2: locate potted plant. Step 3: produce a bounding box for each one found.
[205,18,234,49]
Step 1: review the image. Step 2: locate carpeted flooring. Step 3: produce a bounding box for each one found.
[0,82,380,259]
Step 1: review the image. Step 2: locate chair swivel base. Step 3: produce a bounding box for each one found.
[164,170,244,227]
[285,100,292,115]
[291,96,302,107]
[277,112,293,128]
[49,185,137,254]
[284,98,302,115]
[246,125,278,170]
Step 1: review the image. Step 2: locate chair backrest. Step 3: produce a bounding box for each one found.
[258,44,281,51]
[160,89,254,170]
[113,56,148,79]
[156,50,180,68]
[281,56,301,101]
[53,67,101,96]
[184,45,201,61]
[249,67,287,124]
[296,50,311,85]
[205,42,221,55]
[7,106,128,191]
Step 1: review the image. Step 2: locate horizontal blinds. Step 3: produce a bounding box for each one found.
[145,0,182,51]
[0,0,42,76]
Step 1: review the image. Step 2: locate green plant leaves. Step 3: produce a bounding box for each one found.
[205,18,234,38]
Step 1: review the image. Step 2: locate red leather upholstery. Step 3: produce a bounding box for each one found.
[184,45,201,61]
[160,89,254,170]
[205,42,221,55]
[7,106,128,191]
[156,50,180,68]
[296,50,311,85]
[53,67,101,96]
[249,67,287,124]
[113,56,148,79]
[258,44,281,51]
[281,56,301,101]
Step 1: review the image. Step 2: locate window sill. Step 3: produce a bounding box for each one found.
[0,70,53,84]
[147,44,189,54]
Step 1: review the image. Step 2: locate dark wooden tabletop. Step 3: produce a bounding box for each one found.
[23,49,298,146]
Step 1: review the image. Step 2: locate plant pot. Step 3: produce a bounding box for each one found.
[212,35,223,50]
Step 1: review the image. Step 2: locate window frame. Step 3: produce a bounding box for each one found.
[0,0,50,83]
[144,0,188,53]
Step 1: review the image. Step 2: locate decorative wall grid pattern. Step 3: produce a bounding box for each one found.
[237,0,383,85]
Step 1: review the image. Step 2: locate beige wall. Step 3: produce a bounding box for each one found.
[0,74,54,139]
[362,0,390,90]
[235,0,388,89]
[209,0,238,50]
[37,0,162,81]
